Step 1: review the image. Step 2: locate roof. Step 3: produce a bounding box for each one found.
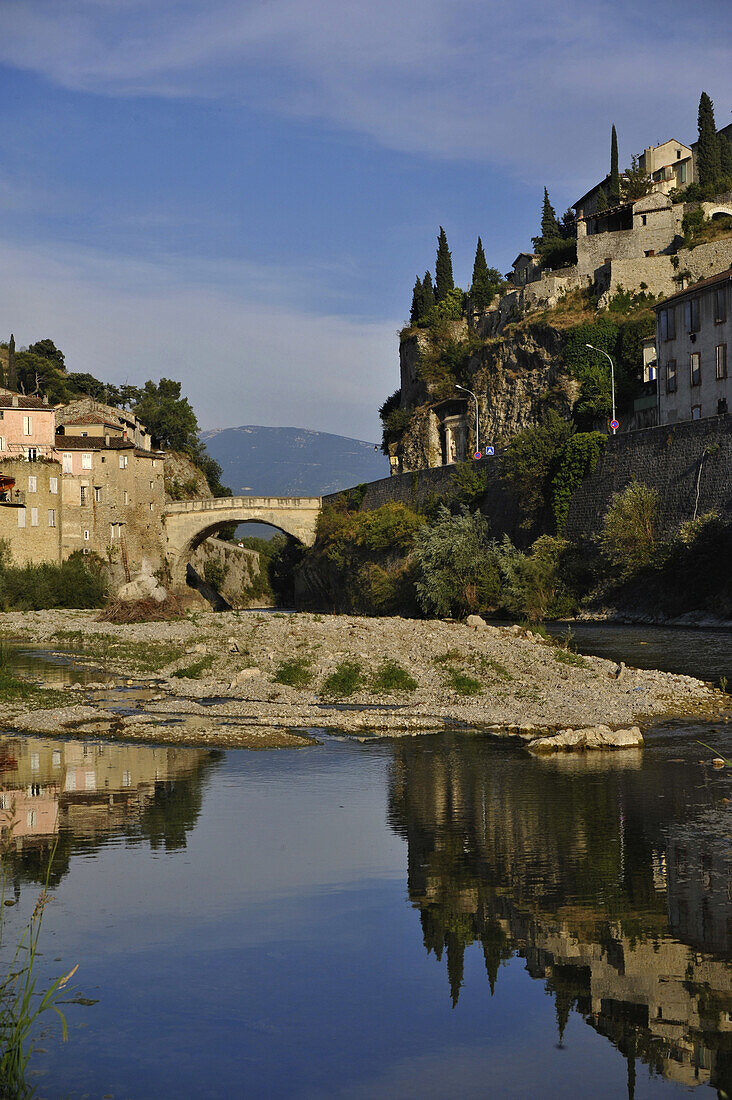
[512,252,538,265]
[654,267,732,309]
[63,412,122,429]
[0,393,52,410]
[54,435,135,451]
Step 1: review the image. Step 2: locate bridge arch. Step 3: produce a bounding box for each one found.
[163,495,321,590]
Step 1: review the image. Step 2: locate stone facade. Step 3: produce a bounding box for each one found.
[190,537,263,608]
[56,398,152,451]
[0,456,63,566]
[0,392,56,459]
[656,268,731,424]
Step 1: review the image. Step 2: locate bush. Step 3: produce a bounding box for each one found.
[451,460,488,510]
[601,481,660,577]
[503,411,574,528]
[413,506,501,618]
[551,432,607,532]
[274,657,313,688]
[321,660,365,698]
[445,668,482,696]
[203,558,227,590]
[496,535,569,623]
[371,660,418,693]
[0,550,106,610]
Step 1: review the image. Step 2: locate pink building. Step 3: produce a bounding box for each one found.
[0,391,56,459]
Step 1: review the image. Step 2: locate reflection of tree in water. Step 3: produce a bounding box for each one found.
[388,736,732,1095]
[0,739,223,888]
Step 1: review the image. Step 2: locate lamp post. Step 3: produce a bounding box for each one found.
[455,384,480,456]
[585,343,617,434]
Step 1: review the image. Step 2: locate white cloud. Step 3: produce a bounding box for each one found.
[0,0,729,180]
[0,238,397,441]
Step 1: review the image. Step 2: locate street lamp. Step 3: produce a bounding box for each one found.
[455,384,480,456]
[585,343,617,434]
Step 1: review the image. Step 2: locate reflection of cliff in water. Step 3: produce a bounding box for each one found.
[0,736,221,888]
[387,737,732,1095]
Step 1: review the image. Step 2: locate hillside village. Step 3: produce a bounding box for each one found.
[382,95,732,475]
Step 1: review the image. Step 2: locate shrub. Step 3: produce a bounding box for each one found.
[503,411,574,528]
[371,660,418,693]
[554,648,589,669]
[413,506,501,618]
[451,460,488,510]
[496,535,568,623]
[551,432,607,532]
[172,655,215,679]
[321,660,365,697]
[445,668,482,696]
[202,558,227,590]
[0,551,106,610]
[274,657,313,688]
[601,481,660,577]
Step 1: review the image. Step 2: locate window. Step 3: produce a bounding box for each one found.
[149,502,154,511]
[80,486,87,504]
[641,215,647,226]
[0,437,5,451]
[660,307,676,341]
[52,750,61,768]
[648,366,656,380]
[685,298,700,333]
[81,452,92,470]
[62,452,73,473]
[0,410,3,419]
[94,486,101,503]
[64,772,76,792]
[17,510,25,529]
[680,162,687,184]
[24,448,38,461]
[122,770,131,788]
[83,529,90,541]
[149,480,153,490]
[123,491,129,505]
[715,287,727,323]
[676,149,681,159]
[27,476,36,493]
[692,405,702,420]
[717,344,728,380]
[30,508,38,527]
[666,360,677,393]
[80,431,88,437]
[119,455,128,469]
[85,771,96,791]
[26,811,36,829]
[23,415,33,436]
[690,352,701,386]
[48,509,56,528]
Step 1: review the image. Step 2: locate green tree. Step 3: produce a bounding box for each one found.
[720,134,732,177]
[503,410,574,527]
[540,188,561,243]
[496,534,567,623]
[601,481,660,577]
[410,276,423,325]
[470,237,501,311]
[559,209,576,239]
[27,339,65,369]
[422,271,436,316]
[697,91,721,190]
[595,186,608,213]
[435,227,454,303]
[132,379,199,452]
[609,124,620,205]
[621,155,652,202]
[413,506,501,618]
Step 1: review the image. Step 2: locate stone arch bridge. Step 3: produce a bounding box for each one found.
[163,495,321,588]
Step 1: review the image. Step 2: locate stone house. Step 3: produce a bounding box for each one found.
[507,253,541,287]
[655,267,731,424]
[0,455,63,566]
[638,138,694,194]
[56,398,152,451]
[0,391,56,460]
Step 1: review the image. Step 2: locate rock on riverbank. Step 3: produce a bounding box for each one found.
[0,609,725,750]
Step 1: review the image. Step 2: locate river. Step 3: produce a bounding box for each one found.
[0,627,730,1098]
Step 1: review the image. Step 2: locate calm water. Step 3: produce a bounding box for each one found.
[0,634,730,1099]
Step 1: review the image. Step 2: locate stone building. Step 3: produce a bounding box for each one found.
[57,434,166,582]
[0,456,63,566]
[0,391,56,459]
[56,398,152,450]
[638,138,694,193]
[655,267,731,424]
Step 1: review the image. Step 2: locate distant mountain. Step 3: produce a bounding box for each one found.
[200,425,390,498]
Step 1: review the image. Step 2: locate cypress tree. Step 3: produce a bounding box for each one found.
[609,124,620,205]
[697,91,721,190]
[435,227,454,302]
[559,208,576,239]
[540,188,561,243]
[7,333,16,390]
[410,276,424,325]
[720,134,732,178]
[595,186,608,213]
[422,271,435,315]
[470,237,497,311]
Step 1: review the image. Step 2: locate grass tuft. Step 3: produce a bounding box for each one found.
[172,655,215,679]
[321,660,365,698]
[371,660,418,694]
[274,658,313,688]
[554,648,589,669]
[445,668,482,696]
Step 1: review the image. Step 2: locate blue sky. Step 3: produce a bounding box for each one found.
[0,0,730,440]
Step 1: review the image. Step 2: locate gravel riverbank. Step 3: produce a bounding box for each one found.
[0,609,727,750]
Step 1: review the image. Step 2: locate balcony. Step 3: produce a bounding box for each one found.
[0,490,26,507]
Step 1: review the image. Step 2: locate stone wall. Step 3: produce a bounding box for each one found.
[189,536,263,608]
[329,415,732,548]
[565,414,732,540]
[0,457,63,566]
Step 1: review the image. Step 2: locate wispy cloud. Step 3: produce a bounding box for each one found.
[0,238,397,440]
[1,0,729,180]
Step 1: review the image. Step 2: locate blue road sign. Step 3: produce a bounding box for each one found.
[484,445,495,456]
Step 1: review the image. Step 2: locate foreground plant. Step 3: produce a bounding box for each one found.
[0,830,77,1098]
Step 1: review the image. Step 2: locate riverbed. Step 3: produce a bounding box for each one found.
[0,625,730,1098]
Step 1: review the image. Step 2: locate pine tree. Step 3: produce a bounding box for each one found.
[422,271,435,315]
[410,276,424,326]
[559,208,576,239]
[540,188,561,243]
[719,134,732,178]
[609,124,620,205]
[435,227,454,303]
[697,91,721,190]
[595,186,608,213]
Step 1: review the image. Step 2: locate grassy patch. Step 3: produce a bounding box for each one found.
[433,649,464,665]
[274,657,313,688]
[371,660,418,694]
[445,668,482,696]
[321,660,365,698]
[51,633,187,673]
[477,656,513,681]
[0,669,66,708]
[172,655,215,679]
[554,648,589,669]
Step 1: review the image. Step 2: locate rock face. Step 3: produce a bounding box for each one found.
[392,323,580,474]
[117,569,168,604]
[527,725,644,754]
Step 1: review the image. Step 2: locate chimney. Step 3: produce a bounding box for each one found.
[11,395,18,408]
[42,394,48,405]
[105,434,110,447]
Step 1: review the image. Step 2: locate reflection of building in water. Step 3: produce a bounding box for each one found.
[388,738,732,1095]
[0,736,220,884]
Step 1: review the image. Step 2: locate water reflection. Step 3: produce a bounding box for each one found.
[0,735,222,888]
[387,737,732,1094]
